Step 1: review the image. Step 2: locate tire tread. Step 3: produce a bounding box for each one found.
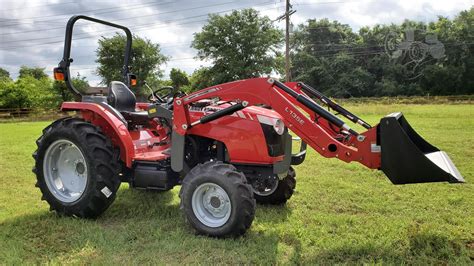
[33,117,120,218]
[179,161,256,237]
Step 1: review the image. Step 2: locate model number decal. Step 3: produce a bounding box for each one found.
[285,107,304,125]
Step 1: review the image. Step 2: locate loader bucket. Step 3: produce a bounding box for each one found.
[379,112,464,184]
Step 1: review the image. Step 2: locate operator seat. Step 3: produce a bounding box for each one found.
[107,81,149,125]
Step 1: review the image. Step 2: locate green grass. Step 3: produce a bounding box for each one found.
[0,104,473,264]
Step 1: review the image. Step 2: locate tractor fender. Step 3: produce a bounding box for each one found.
[61,102,135,167]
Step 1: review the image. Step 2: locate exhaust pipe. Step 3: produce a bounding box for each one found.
[379,112,464,184]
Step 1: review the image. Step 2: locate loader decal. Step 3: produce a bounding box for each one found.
[285,107,305,125]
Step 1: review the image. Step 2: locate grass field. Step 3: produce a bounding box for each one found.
[0,104,473,264]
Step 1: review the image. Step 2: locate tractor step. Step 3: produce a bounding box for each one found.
[131,161,179,190]
[379,112,464,184]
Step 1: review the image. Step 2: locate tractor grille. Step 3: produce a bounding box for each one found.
[260,124,286,157]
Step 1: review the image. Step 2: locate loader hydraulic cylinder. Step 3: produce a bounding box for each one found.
[297,83,372,129]
[190,101,248,127]
[272,80,359,136]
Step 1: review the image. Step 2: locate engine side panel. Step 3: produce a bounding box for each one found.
[187,107,284,164]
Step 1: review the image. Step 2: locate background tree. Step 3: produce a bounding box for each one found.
[423,9,474,95]
[192,9,283,85]
[0,8,471,110]
[52,76,89,102]
[2,67,58,108]
[290,7,473,97]
[96,33,168,94]
[188,67,214,92]
[0,76,58,109]
[16,76,57,108]
[0,79,29,108]
[18,66,48,80]
[169,68,189,89]
[0,68,10,80]
[291,19,375,97]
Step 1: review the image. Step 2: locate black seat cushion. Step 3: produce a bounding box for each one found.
[121,111,149,125]
[107,81,136,112]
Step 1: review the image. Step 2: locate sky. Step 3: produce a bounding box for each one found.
[0,0,472,84]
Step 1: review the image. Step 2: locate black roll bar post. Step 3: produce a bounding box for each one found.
[57,15,133,96]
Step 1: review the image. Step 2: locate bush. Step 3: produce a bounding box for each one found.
[16,76,59,108]
[0,76,60,109]
[0,79,30,108]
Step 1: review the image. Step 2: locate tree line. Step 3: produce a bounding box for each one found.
[1,7,472,109]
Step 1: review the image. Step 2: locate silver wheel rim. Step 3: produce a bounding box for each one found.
[191,183,231,228]
[253,177,279,196]
[43,139,88,203]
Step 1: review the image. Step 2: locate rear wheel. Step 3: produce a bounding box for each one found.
[180,161,256,237]
[33,117,121,218]
[252,167,296,205]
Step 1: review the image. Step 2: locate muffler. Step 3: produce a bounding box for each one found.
[379,112,464,184]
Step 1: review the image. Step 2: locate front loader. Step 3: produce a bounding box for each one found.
[33,15,464,238]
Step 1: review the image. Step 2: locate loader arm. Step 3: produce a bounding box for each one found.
[173,77,381,169]
[172,77,464,184]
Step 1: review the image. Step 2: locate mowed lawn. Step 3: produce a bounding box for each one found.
[0,104,473,264]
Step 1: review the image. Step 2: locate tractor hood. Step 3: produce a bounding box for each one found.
[192,101,284,126]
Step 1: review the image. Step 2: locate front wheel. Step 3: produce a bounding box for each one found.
[179,161,256,237]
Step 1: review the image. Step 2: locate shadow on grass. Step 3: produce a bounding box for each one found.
[3,187,469,264]
[0,188,284,264]
[303,230,471,264]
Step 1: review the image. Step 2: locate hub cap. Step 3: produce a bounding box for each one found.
[191,183,231,228]
[43,139,88,203]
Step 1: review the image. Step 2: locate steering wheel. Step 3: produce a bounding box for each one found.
[148,86,175,103]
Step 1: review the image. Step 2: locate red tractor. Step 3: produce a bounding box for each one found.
[33,16,464,237]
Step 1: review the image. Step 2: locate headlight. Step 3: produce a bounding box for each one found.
[273,119,285,135]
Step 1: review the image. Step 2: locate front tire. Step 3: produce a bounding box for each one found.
[180,161,256,237]
[33,117,121,218]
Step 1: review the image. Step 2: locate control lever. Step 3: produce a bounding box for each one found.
[143,81,159,102]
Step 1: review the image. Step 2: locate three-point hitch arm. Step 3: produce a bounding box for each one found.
[172,77,381,170]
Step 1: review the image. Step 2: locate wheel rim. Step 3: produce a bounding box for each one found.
[43,139,88,203]
[191,183,232,228]
[252,176,279,196]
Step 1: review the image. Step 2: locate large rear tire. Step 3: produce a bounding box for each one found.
[179,161,256,237]
[33,117,121,218]
[253,167,296,205]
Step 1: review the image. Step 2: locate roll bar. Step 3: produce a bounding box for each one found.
[55,15,133,96]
